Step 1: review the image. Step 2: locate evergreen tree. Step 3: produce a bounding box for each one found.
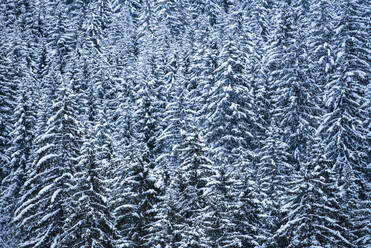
[172,127,213,247]
[319,0,369,182]
[109,5,138,155]
[0,2,23,183]
[0,42,15,182]
[318,1,370,246]
[256,122,291,248]
[59,126,114,248]
[267,0,315,170]
[307,0,337,95]
[201,34,253,164]
[157,48,192,186]
[0,0,40,243]
[232,163,261,248]
[276,136,356,247]
[0,79,36,247]
[114,143,162,248]
[202,161,240,248]
[153,0,187,39]
[14,76,81,248]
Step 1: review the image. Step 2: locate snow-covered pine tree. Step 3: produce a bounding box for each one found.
[66,0,95,120]
[0,77,36,247]
[170,126,213,247]
[109,4,138,154]
[14,74,81,248]
[131,75,161,170]
[59,124,114,248]
[43,0,74,76]
[275,136,356,247]
[155,22,199,183]
[202,161,241,247]
[84,0,113,51]
[318,0,370,246]
[156,52,185,186]
[157,170,188,247]
[266,0,315,171]
[243,0,276,145]
[203,0,223,27]
[319,0,369,184]
[200,33,253,164]
[188,14,219,124]
[0,0,25,183]
[92,95,116,209]
[90,54,117,172]
[107,4,164,248]
[153,0,187,40]
[256,121,291,248]
[113,142,162,248]
[270,1,343,246]
[0,0,41,242]
[130,0,170,172]
[232,162,261,248]
[307,0,337,95]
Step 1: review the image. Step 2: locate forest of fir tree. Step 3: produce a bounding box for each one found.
[0,0,370,247]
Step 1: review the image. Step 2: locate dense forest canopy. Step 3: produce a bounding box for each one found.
[0,0,370,247]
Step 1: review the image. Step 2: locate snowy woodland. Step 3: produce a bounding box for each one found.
[0,0,370,247]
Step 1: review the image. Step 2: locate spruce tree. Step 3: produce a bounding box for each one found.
[0,79,36,247]
[173,126,213,247]
[276,136,356,247]
[202,161,241,248]
[14,76,81,248]
[114,143,162,248]
[201,35,253,164]
[59,126,114,248]
[256,122,291,248]
[267,0,315,170]
[318,1,370,246]
[232,164,261,248]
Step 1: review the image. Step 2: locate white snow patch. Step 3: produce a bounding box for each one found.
[39,184,54,197]
[36,154,58,167]
[51,189,62,203]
